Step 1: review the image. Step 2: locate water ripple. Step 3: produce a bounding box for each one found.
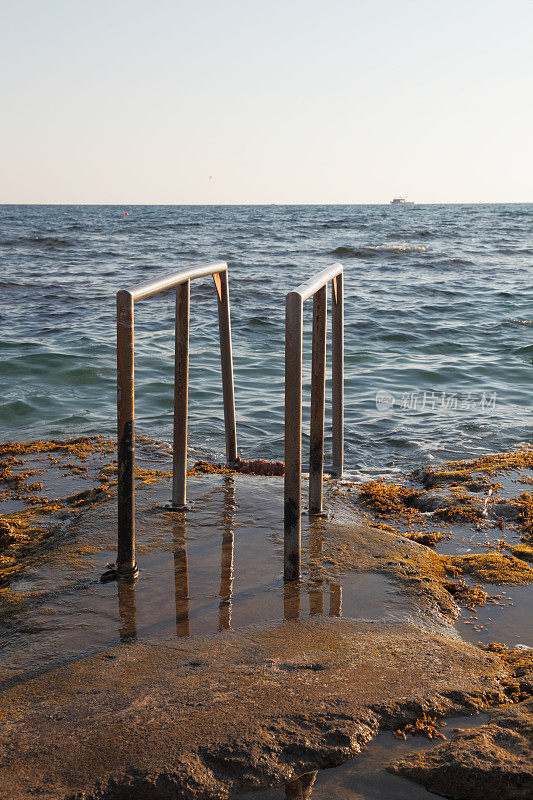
[0,203,531,474]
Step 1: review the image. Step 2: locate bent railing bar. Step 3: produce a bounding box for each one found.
[116,260,237,580]
[284,263,344,581]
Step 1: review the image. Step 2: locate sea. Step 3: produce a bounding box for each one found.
[0,203,531,479]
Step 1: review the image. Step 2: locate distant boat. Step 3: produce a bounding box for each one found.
[390,197,414,205]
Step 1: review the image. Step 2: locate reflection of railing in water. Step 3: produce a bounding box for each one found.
[218,479,235,631]
[284,520,342,622]
[114,261,237,582]
[284,263,344,582]
[117,583,137,642]
[117,477,237,638]
[173,525,190,638]
[309,522,324,615]
[172,478,237,635]
[117,478,342,638]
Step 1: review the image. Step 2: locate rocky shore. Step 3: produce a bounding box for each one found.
[0,439,531,799]
[389,698,533,800]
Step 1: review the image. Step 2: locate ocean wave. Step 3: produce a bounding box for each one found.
[243,315,277,328]
[426,258,475,268]
[331,244,428,257]
[0,280,29,290]
[140,221,202,230]
[496,247,533,256]
[391,230,433,239]
[514,344,533,356]
[0,399,39,423]
[0,236,73,248]
[321,221,357,229]
[0,203,530,476]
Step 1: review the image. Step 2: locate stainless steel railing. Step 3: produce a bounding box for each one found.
[115,261,237,580]
[284,263,344,581]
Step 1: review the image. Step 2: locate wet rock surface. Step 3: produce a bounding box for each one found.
[448,553,533,585]
[1,442,533,799]
[0,619,507,800]
[388,698,533,800]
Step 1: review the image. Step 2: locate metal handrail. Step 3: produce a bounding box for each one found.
[115,261,237,580]
[284,263,344,581]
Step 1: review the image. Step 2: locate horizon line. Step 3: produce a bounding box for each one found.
[0,200,532,207]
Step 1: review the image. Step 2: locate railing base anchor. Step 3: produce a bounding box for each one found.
[161,501,192,511]
[100,563,139,584]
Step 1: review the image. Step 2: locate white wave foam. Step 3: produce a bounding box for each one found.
[363,244,428,253]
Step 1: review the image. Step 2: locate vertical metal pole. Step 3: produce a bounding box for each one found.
[332,272,344,478]
[309,285,327,514]
[172,280,190,508]
[284,291,303,581]
[216,270,238,465]
[117,290,137,579]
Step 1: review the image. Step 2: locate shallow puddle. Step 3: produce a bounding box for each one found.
[342,466,533,651]
[0,474,420,680]
[0,449,113,515]
[456,581,533,648]
[432,517,533,650]
[3,448,532,678]
[234,714,489,800]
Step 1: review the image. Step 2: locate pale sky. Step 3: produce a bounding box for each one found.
[1,0,531,204]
